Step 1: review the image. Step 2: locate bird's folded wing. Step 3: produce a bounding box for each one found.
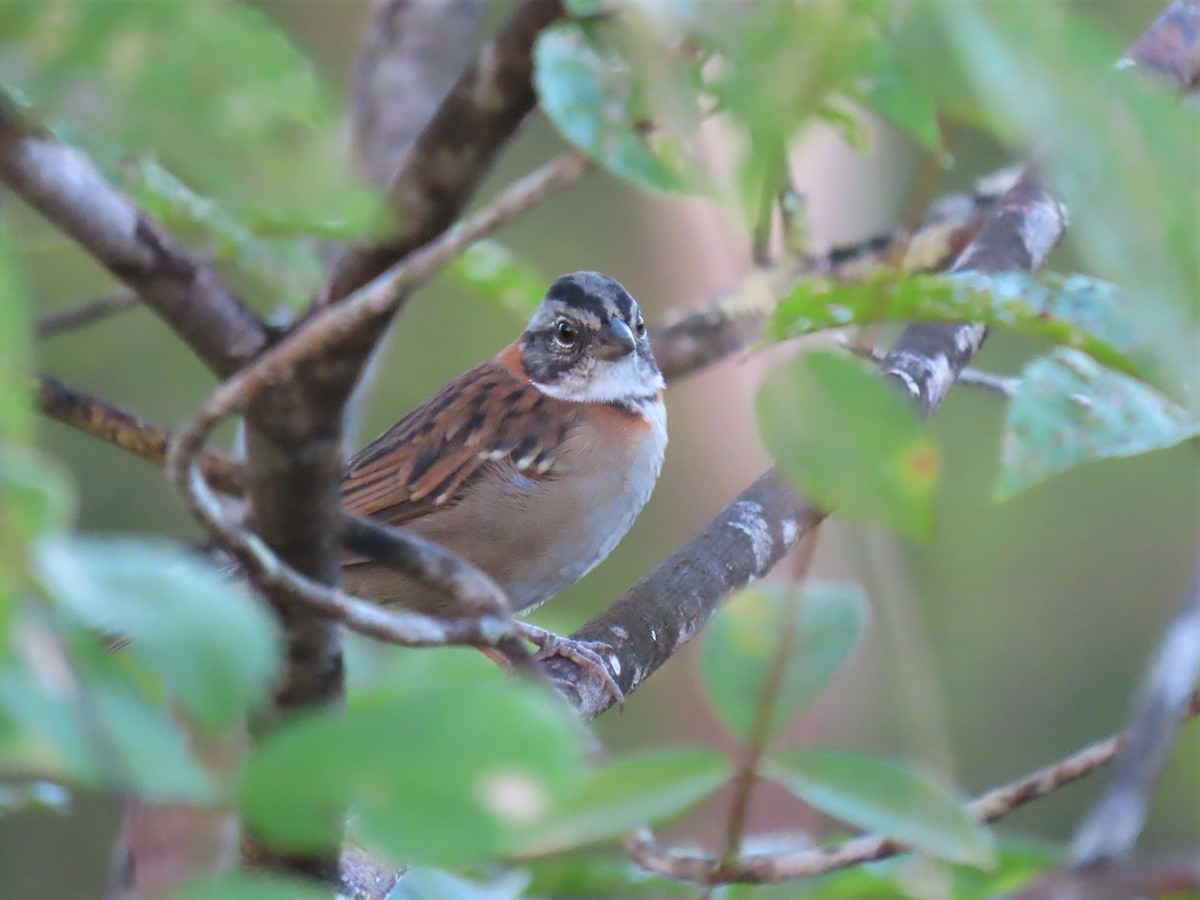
[341,357,571,529]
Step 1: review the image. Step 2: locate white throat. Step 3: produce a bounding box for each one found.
[532,356,664,404]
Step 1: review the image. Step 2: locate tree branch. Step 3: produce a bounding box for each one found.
[1069,558,1200,863]
[34,290,139,338]
[881,171,1067,417]
[546,173,1066,722]
[626,690,1200,885]
[316,0,565,310]
[348,0,486,189]
[33,374,532,636]
[0,90,268,378]
[1125,0,1200,92]
[652,166,1012,383]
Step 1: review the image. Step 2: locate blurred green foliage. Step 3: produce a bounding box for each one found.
[0,0,1196,897]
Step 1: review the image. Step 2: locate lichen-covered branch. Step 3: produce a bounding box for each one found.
[548,174,1066,723]
[1069,560,1200,863]
[881,171,1067,417]
[542,472,824,719]
[653,167,1011,383]
[0,90,268,378]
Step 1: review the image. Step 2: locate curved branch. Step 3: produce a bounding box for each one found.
[34,374,525,636]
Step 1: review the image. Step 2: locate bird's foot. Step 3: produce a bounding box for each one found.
[514,623,625,710]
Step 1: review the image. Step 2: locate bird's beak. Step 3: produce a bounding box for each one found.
[594,318,637,360]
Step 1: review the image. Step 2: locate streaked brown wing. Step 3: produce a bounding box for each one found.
[341,354,571,526]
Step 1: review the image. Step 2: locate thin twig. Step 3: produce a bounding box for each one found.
[35,373,244,496]
[33,374,530,633]
[651,167,1008,384]
[35,290,139,338]
[625,690,1200,885]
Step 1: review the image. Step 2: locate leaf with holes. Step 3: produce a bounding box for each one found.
[700,583,867,741]
[758,350,940,539]
[766,748,995,868]
[999,349,1200,499]
[34,536,280,730]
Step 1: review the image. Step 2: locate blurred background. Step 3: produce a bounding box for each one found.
[1,1,1196,897]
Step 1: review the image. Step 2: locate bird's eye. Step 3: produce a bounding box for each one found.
[553,320,578,347]
[634,314,646,337]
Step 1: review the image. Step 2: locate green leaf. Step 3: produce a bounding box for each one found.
[126,159,325,308]
[565,0,611,14]
[854,51,943,154]
[0,229,33,445]
[535,22,700,192]
[0,444,75,543]
[0,623,213,801]
[174,871,333,900]
[934,2,1198,386]
[768,272,1154,381]
[445,241,547,318]
[766,748,995,868]
[999,349,1200,499]
[3,2,381,241]
[240,653,587,865]
[704,3,879,217]
[518,747,729,854]
[700,583,867,741]
[758,350,940,539]
[524,856,694,898]
[34,536,280,730]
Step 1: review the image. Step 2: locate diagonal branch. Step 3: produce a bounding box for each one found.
[1069,558,1200,864]
[316,0,565,310]
[1126,0,1200,92]
[35,289,140,338]
[544,172,1067,722]
[0,90,268,378]
[651,166,1012,383]
[348,0,486,189]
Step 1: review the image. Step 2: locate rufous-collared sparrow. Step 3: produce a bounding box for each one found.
[340,272,667,697]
